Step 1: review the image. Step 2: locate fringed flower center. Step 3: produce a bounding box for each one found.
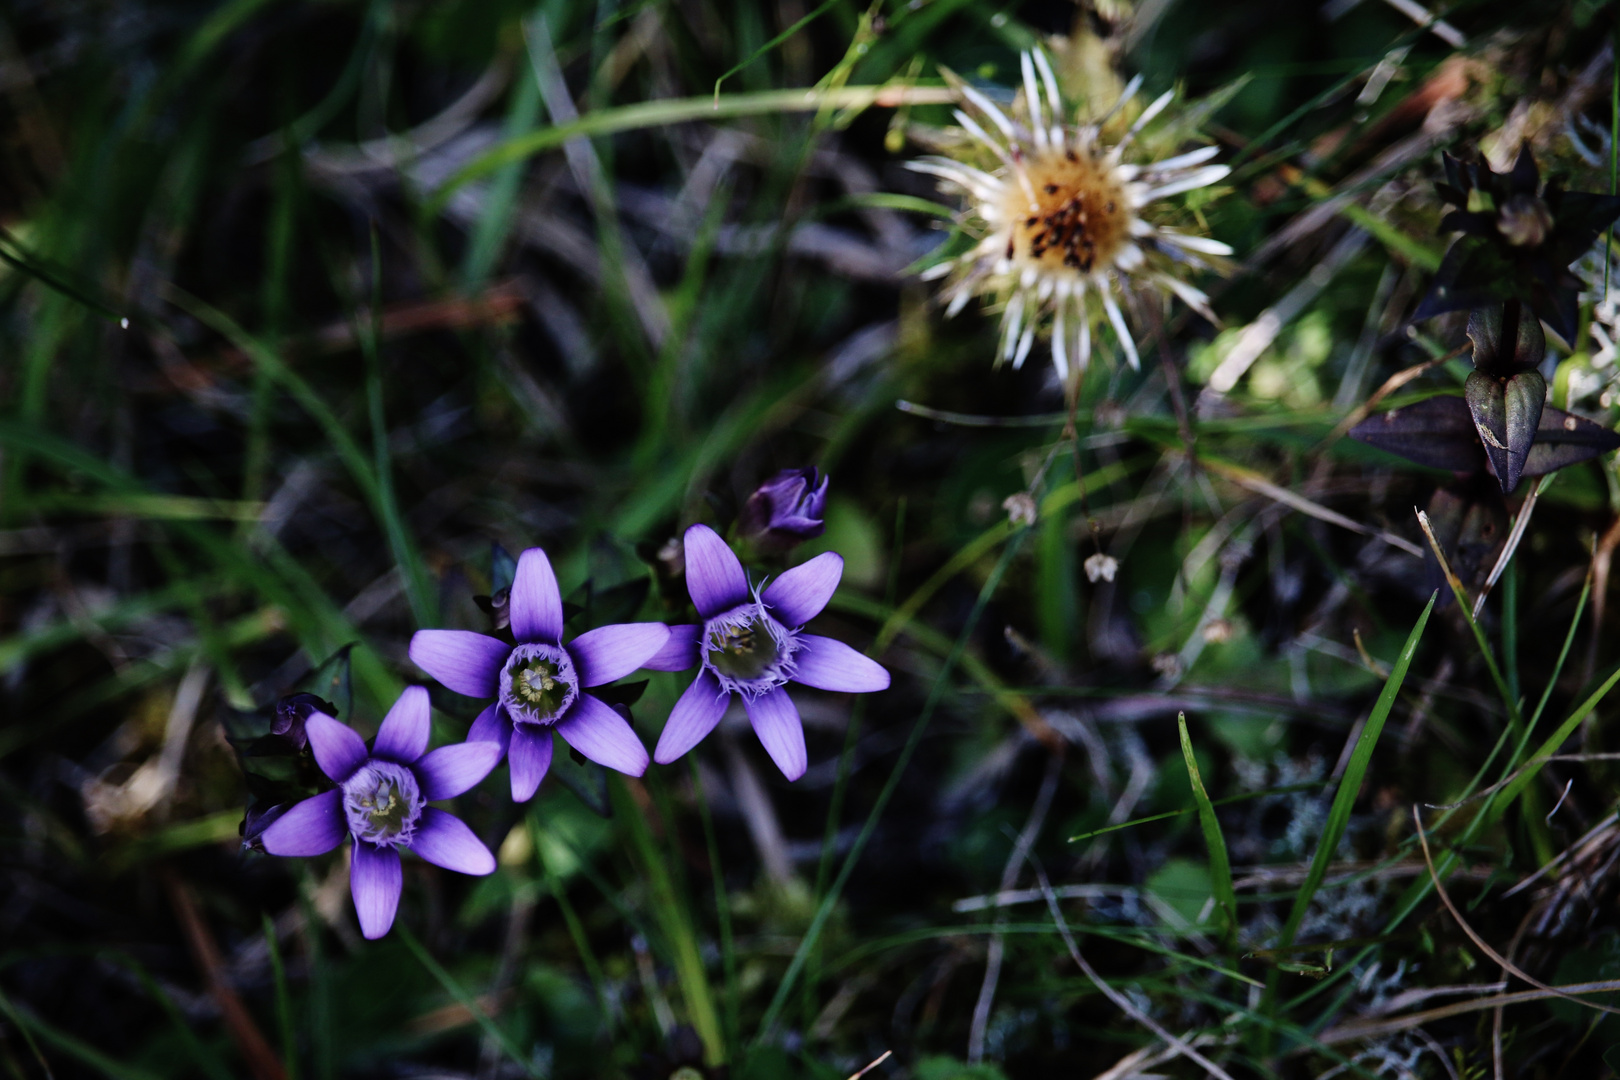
[342,761,424,847]
[1005,150,1132,275]
[500,642,578,726]
[702,604,797,698]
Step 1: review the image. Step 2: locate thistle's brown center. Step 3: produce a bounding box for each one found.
[1005,150,1130,276]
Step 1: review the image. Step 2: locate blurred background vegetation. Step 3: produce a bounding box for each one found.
[7,0,1620,1076]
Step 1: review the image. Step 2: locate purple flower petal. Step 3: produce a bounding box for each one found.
[684,524,750,618]
[415,741,504,801]
[642,624,700,671]
[762,552,843,627]
[409,808,496,876]
[791,634,891,693]
[467,703,512,757]
[556,693,649,776]
[260,791,346,857]
[509,724,554,802]
[743,687,807,781]
[306,713,369,783]
[409,630,509,698]
[568,622,671,687]
[510,547,565,645]
[372,686,432,764]
[653,670,730,764]
[350,840,403,940]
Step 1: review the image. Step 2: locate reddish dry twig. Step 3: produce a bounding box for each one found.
[160,868,287,1080]
[1412,805,1620,1019]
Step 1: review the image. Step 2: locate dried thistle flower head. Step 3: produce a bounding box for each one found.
[909,47,1231,381]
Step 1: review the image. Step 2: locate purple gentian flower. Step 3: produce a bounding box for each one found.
[646,524,889,780]
[738,467,828,553]
[408,547,669,801]
[259,686,503,939]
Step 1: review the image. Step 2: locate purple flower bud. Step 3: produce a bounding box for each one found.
[240,801,289,853]
[271,692,337,750]
[738,468,828,553]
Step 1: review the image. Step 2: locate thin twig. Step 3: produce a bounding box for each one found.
[1314,978,1620,1045]
[1412,805,1620,1017]
[1502,812,1620,899]
[1034,864,1238,1080]
[967,751,1063,1062]
[845,1050,892,1079]
[1472,475,1548,619]
[160,869,288,1080]
[1314,350,1461,453]
[1203,458,1425,557]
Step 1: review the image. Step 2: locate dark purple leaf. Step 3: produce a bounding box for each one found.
[1523,406,1620,477]
[1348,396,1482,472]
[1466,304,1545,374]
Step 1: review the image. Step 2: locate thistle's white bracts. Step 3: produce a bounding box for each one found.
[909,49,1230,378]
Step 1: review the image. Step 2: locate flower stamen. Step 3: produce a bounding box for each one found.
[342,761,424,847]
[700,603,797,698]
[499,643,579,725]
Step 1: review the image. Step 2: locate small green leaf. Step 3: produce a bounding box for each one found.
[1178,714,1239,950]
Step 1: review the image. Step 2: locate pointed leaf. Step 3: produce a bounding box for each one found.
[302,644,355,723]
[491,543,517,595]
[1348,395,1483,472]
[1442,152,1470,196]
[1466,303,1545,374]
[1501,369,1546,493]
[1465,371,1513,491]
[1545,190,1620,264]
[1523,406,1620,477]
[1507,141,1538,194]
[1414,236,1518,322]
[1528,274,1582,347]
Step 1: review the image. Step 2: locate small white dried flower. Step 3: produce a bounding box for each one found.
[1084,552,1118,582]
[1002,492,1038,527]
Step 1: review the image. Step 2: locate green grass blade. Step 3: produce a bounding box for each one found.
[1496,664,1620,813]
[1178,713,1238,952]
[0,984,161,1080]
[360,229,435,628]
[122,955,236,1080]
[1066,782,1329,842]
[460,52,541,289]
[688,759,740,1054]
[297,889,333,1080]
[611,777,724,1065]
[712,0,842,100]
[398,925,541,1079]
[1529,574,1592,730]
[164,289,383,515]
[753,523,1032,1045]
[1277,591,1433,951]
[262,916,298,1080]
[427,84,955,212]
[529,810,612,1031]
